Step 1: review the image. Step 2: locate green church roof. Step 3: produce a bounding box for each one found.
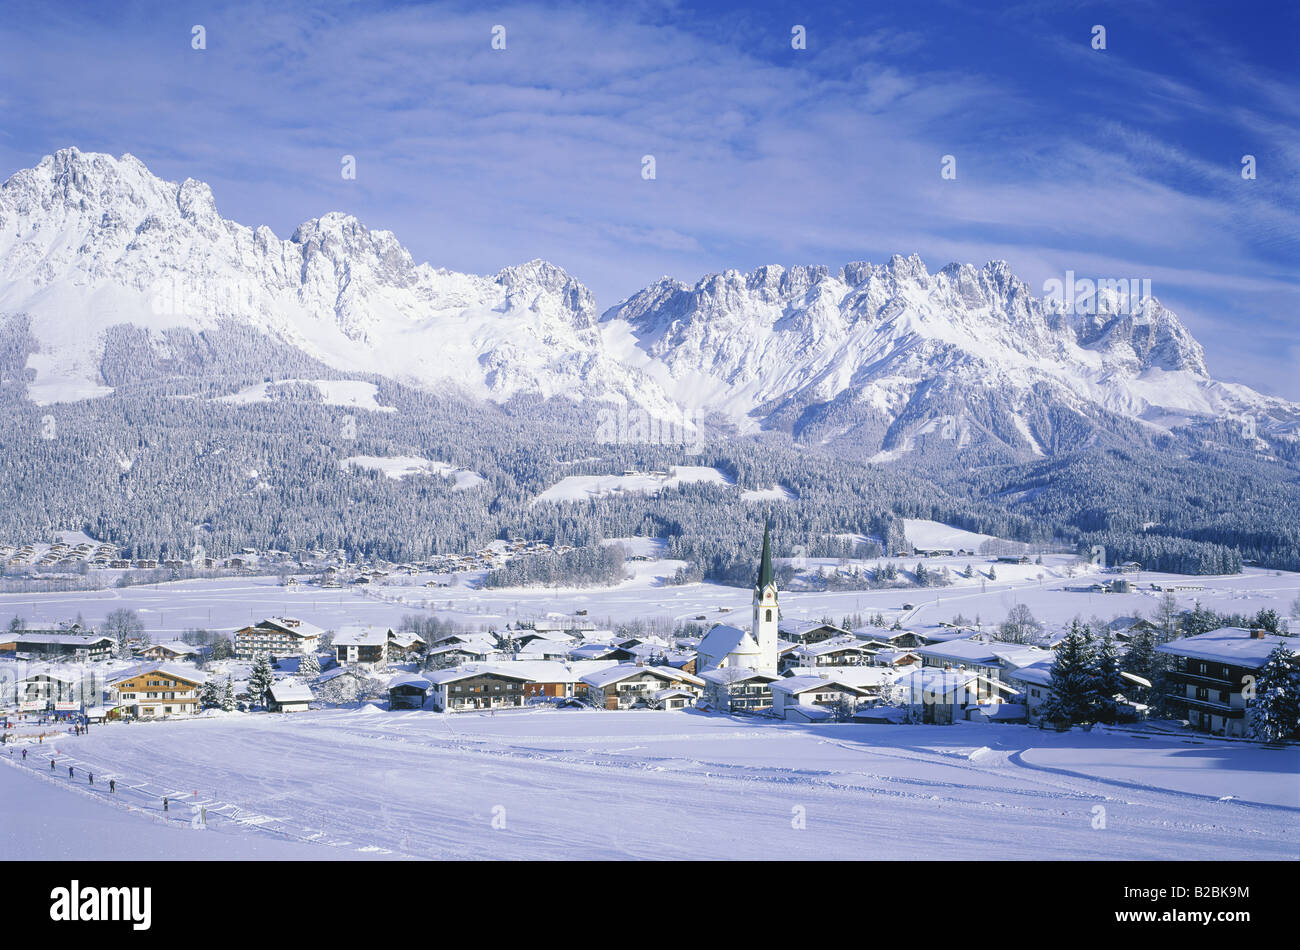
[756,520,774,591]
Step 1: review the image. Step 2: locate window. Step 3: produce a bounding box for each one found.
[766,609,773,622]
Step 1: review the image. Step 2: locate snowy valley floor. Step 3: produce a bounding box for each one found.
[3,709,1297,860]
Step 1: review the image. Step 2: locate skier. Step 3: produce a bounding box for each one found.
[68,765,73,778]
[89,772,93,785]
[21,748,26,760]
[50,758,55,770]
[163,797,169,812]
[109,779,116,793]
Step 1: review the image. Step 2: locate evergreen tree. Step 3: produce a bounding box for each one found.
[220,676,236,711]
[298,652,321,681]
[1249,644,1299,744]
[198,679,219,709]
[247,652,274,708]
[1089,635,1125,724]
[1041,622,1095,726]
[1121,627,1166,711]
[1182,600,1220,637]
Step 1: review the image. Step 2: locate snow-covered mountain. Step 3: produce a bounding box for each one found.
[1,148,1294,459]
[601,256,1298,457]
[0,147,677,417]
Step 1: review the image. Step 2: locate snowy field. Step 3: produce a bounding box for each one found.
[3,558,1299,640]
[341,455,485,489]
[215,379,395,412]
[534,466,732,504]
[3,710,1296,860]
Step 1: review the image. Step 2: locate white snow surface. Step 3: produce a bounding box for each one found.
[2,711,1295,860]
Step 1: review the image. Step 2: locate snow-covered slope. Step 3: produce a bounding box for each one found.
[1,148,1294,459]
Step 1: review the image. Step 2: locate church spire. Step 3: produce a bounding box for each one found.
[756,518,774,592]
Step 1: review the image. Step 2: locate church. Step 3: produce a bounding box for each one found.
[696,522,780,674]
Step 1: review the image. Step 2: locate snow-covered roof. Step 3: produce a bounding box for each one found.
[915,640,1000,664]
[785,705,836,722]
[1006,661,1054,688]
[782,666,897,689]
[896,667,1018,697]
[653,688,695,701]
[268,681,314,703]
[988,645,1054,669]
[779,619,847,638]
[792,636,870,657]
[142,640,197,655]
[387,631,425,648]
[772,675,869,697]
[387,673,432,690]
[580,664,704,689]
[1154,627,1293,669]
[108,662,205,686]
[699,667,779,686]
[518,639,570,656]
[259,616,325,638]
[333,626,389,646]
[7,632,114,646]
[426,666,533,686]
[872,650,921,664]
[427,638,498,656]
[698,624,759,658]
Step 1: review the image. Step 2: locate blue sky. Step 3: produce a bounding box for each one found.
[1,0,1297,397]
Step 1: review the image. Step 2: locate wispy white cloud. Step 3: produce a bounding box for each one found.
[0,0,1295,396]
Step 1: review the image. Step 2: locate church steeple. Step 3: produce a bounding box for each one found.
[756,519,774,592]
[752,518,779,673]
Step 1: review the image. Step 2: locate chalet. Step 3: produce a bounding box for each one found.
[108,664,204,719]
[1006,662,1056,723]
[233,617,323,659]
[870,649,922,669]
[266,680,313,713]
[579,664,705,710]
[913,639,1051,684]
[0,630,116,662]
[778,619,849,646]
[387,673,432,709]
[516,638,571,661]
[699,667,779,713]
[1107,617,1159,642]
[427,668,533,712]
[770,676,870,721]
[477,660,615,700]
[1156,627,1293,738]
[653,688,696,710]
[995,555,1031,565]
[894,667,1017,724]
[426,637,503,667]
[852,627,926,649]
[568,642,637,663]
[386,630,426,660]
[782,635,873,672]
[783,665,898,703]
[136,641,199,662]
[333,626,390,666]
